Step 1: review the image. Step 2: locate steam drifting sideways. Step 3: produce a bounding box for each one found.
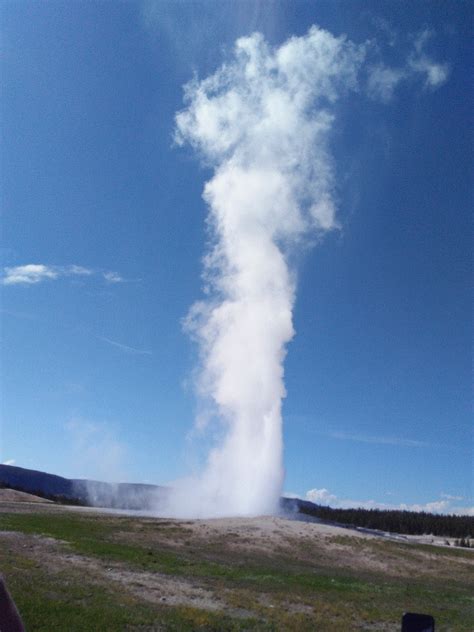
[160,26,447,518]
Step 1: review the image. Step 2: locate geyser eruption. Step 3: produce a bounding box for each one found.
[163,26,365,518]
[162,25,446,518]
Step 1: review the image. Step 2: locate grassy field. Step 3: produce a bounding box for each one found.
[0,503,472,631]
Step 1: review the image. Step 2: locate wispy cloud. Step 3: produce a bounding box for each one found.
[367,28,449,101]
[68,265,93,276]
[367,65,406,102]
[2,459,16,466]
[409,29,449,89]
[326,431,431,448]
[301,488,473,516]
[288,415,439,450]
[98,336,152,356]
[103,271,124,283]
[440,493,464,501]
[368,15,397,47]
[2,263,126,286]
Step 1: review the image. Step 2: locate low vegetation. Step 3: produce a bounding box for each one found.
[0,505,473,631]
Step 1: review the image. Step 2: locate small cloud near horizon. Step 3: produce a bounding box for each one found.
[290,487,474,516]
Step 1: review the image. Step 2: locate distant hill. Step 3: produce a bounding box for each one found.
[0,487,54,503]
[1,465,472,539]
[0,464,167,510]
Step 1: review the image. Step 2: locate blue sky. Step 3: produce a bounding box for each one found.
[1,1,472,514]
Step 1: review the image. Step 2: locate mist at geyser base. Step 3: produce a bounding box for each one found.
[154,25,448,519]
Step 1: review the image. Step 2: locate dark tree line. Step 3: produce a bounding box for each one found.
[297,503,474,539]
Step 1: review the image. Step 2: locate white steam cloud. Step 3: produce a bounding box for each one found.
[161,26,447,518]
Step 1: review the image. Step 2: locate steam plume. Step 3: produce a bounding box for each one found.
[162,26,446,518]
[159,26,363,518]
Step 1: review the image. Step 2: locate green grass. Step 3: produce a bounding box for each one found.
[0,512,419,593]
[0,547,266,631]
[1,510,473,631]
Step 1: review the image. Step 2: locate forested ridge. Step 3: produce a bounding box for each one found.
[297,502,474,540]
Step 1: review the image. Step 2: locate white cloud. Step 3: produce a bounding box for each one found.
[303,487,473,516]
[408,31,449,87]
[68,265,93,276]
[306,488,338,504]
[2,459,16,466]
[367,65,406,102]
[409,55,449,88]
[413,500,450,513]
[2,264,59,285]
[103,271,124,283]
[2,263,125,286]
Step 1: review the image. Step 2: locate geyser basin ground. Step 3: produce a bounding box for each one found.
[1,500,472,630]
